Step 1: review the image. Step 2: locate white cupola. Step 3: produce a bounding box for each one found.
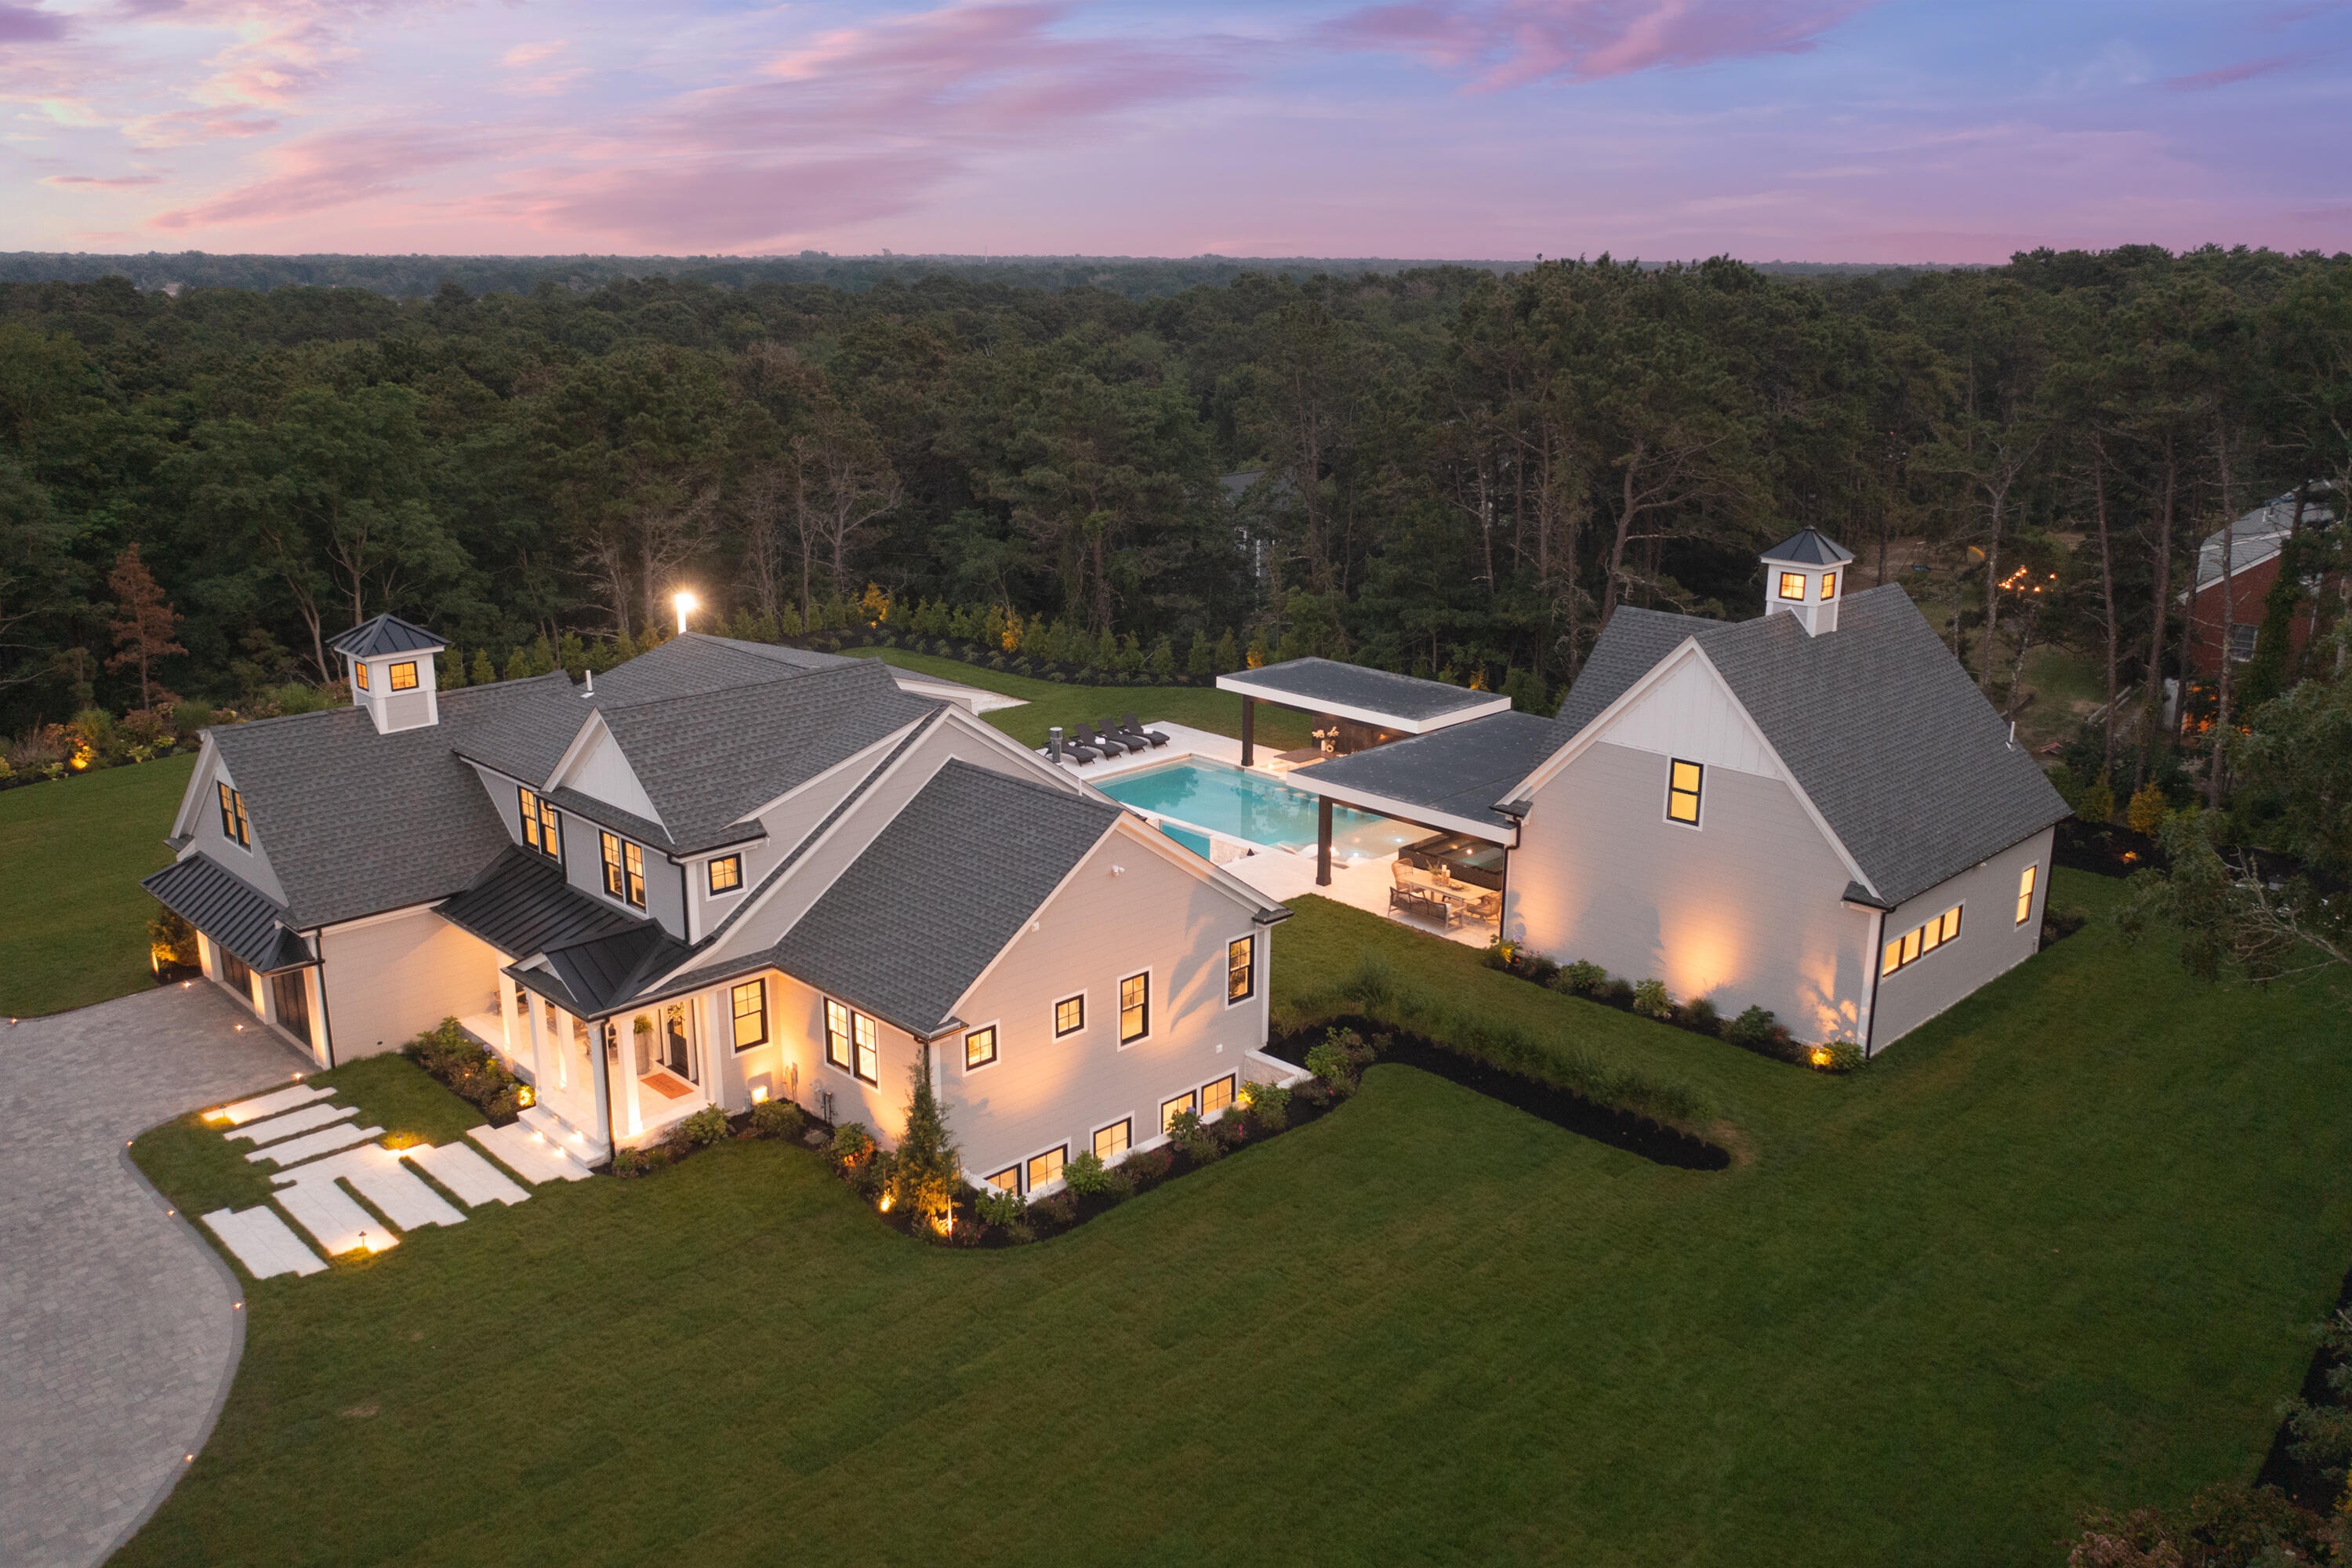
[1759,528,1855,636]
[325,613,445,734]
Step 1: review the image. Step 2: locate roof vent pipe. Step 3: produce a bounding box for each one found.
[583,670,595,699]
[1048,724,1062,764]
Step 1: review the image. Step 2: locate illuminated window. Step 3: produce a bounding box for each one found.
[1201,1075,1236,1116]
[1882,906,1963,976]
[1778,572,1808,601]
[1665,759,1703,826]
[708,854,742,895]
[1226,935,1255,1004]
[216,782,251,848]
[354,661,369,691]
[853,1012,877,1084]
[1119,972,1149,1044]
[518,788,560,860]
[388,661,419,691]
[985,1166,1020,1194]
[964,1025,998,1070]
[1820,571,1838,601]
[1054,994,1084,1036]
[1161,1090,1197,1131]
[601,833,645,908]
[730,980,767,1050]
[1094,1119,1131,1160]
[2016,864,2036,925]
[1026,1145,1066,1191]
[824,1000,853,1071]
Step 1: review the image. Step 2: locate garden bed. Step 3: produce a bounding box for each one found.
[789,626,1216,689]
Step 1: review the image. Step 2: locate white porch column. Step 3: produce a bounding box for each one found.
[525,997,547,1092]
[588,1016,613,1156]
[703,992,729,1112]
[620,1018,645,1139]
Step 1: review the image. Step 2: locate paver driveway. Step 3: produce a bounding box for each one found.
[0,983,313,1568]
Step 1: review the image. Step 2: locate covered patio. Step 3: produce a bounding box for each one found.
[1214,657,1511,771]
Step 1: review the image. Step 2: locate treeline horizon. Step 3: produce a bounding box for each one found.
[0,241,2346,799]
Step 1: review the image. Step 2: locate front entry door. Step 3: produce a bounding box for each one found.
[270,969,313,1049]
[662,1003,695,1083]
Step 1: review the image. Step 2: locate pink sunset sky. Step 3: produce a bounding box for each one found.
[4,0,2349,261]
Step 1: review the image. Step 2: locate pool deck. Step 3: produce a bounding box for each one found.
[1044,720,1490,949]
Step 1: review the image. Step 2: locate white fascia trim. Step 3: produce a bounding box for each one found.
[1506,639,1882,902]
[1213,674,1511,734]
[318,900,445,937]
[1290,781,1512,845]
[728,721,935,829]
[1106,811,1289,919]
[543,710,608,793]
[934,704,1096,797]
[170,733,222,842]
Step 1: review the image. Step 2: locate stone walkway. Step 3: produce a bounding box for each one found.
[0,984,313,1568]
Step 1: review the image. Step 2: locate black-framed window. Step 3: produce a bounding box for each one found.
[1054,993,1084,1037]
[1226,935,1254,1004]
[601,831,645,908]
[731,979,768,1050]
[1820,570,1838,601]
[1777,571,1808,602]
[825,1000,853,1072]
[708,854,742,895]
[1093,1119,1131,1160]
[216,782,250,847]
[1160,1090,1196,1131]
[985,1165,1021,1195]
[1025,1145,1066,1192]
[1665,759,1703,826]
[388,660,419,691]
[825,998,877,1083]
[1119,972,1149,1044]
[1882,905,1963,976]
[964,1025,998,1070]
[354,660,369,691]
[519,787,561,861]
[1200,1075,1236,1116]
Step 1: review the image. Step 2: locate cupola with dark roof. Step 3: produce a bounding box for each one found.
[1759,528,1856,636]
[326,613,445,734]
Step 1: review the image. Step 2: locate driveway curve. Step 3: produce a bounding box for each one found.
[0,983,314,1568]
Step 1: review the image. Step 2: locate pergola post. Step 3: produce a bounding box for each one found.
[1317,796,1333,887]
[1240,695,1256,768]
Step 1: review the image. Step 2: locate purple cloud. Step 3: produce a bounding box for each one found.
[0,2,67,40]
[47,172,166,186]
[2165,53,2298,89]
[1323,0,1879,89]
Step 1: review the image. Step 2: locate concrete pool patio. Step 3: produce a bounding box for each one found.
[0,984,314,1568]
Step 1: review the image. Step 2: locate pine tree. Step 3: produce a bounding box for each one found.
[1245,627,1269,669]
[1186,630,1214,678]
[529,633,555,676]
[503,645,531,681]
[442,648,468,689]
[105,543,186,711]
[890,1051,962,1230]
[1214,629,1240,673]
[557,631,586,674]
[2078,775,2115,825]
[1149,635,1176,682]
[470,648,497,685]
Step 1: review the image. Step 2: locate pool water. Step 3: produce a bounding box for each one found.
[1097,759,1421,859]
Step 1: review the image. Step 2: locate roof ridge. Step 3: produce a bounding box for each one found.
[592,655,890,713]
[932,754,1117,814]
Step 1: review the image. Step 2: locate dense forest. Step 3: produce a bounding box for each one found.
[2,245,2347,805]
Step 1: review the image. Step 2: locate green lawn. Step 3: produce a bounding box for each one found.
[0,753,194,1018]
[853,646,1315,752]
[122,870,2352,1566]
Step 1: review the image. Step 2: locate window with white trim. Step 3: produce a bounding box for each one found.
[1094,1119,1131,1160]
[388,660,419,691]
[1119,972,1149,1044]
[1025,1145,1066,1191]
[1777,572,1808,601]
[1665,760,1703,826]
[1161,1090,1197,1131]
[1200,1075,1236,1116]
[708,854,742,895]
[1054,993,1084,1037]
[519,787,561,861]
[985,1165,1021,1194]
[601,831,644,908]
[1226,935,1255,1004]
[217,782,251,848]
[731,979,768,1050]
[2015,865,2037,926]
[964,1025,998,1070]
[1882,905,1963,976]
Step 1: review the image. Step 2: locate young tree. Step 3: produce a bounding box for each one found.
[890,1050,962,1231]
[105,542,185,710]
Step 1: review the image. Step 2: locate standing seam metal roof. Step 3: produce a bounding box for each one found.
[1219,657,1506,724]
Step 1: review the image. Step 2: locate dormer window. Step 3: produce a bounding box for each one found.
[1777,572,1807,601]
[1820,571,1837,600]
[708,855,742,895]
[601,831,645,908]
[216,782,250,848]
[388,660,419,691]
[518,788,561,862]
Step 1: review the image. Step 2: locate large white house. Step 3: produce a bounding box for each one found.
[1287,530,2071,1052]
[145,621,1289,1190]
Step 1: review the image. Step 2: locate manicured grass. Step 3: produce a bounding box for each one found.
[0,753,194,1018]
[122,870,2352,1566]
[852,646,1315,752]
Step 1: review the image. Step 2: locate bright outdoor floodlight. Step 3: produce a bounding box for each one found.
[674,590,699,635]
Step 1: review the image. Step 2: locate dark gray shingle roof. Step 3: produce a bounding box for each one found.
[1220,657,1506,725]
[1761,528,1854,567]
[327,613,445,658]
[1294,712,1563,833]
[437,846,648,958]
[205,674,583,929]
[1559,586,2068,906]
[764,760,1122,1036]
[143,852,312,971]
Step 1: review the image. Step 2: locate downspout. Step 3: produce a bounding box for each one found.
[598,1016,619,1157]
[1860,909,1886,1059]
[308,931,339,1069]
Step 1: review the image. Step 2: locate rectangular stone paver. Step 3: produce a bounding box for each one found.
[470,1122,593,1184]
[270,1171,397,1257]
[331,1145,465,1231]
[245,1121,382,1167]
[212,1081,329,1124]
[225,1101,354,1145]
[402,1142,530,1207]
[200,1207,326,1279]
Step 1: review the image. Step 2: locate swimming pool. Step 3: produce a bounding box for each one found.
[1096,758,1422,860]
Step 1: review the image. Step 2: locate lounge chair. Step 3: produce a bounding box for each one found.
[1074,720,1131,757]
[1118,713,1171,747]
[1050,732,1099,766]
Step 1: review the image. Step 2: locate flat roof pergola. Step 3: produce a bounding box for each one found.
[1214,657,1512,767]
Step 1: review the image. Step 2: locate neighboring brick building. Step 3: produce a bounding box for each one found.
[2180,488,2339,676]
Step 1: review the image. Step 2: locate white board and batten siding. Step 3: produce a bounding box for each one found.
[318,906,506,1060]
[1866,826,2054,1050]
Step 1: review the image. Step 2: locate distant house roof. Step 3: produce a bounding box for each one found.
[1294,711,1563,838]
[1216,658,1512,732]
[326,613,445,659]
[1548,585,2067,906]
[142,852,312,972]
[2188,488,2339,596]
[436,846,648,959]
[764,760,1123,1037]
[1761,528,1855,568]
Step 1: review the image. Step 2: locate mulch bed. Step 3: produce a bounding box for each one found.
[2256,1255,2352,1510]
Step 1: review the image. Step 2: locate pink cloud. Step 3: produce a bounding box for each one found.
[150,125,489,227]
[1324,0,1878,89]
[46,172,167,186]
[2165,53,2297,89]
